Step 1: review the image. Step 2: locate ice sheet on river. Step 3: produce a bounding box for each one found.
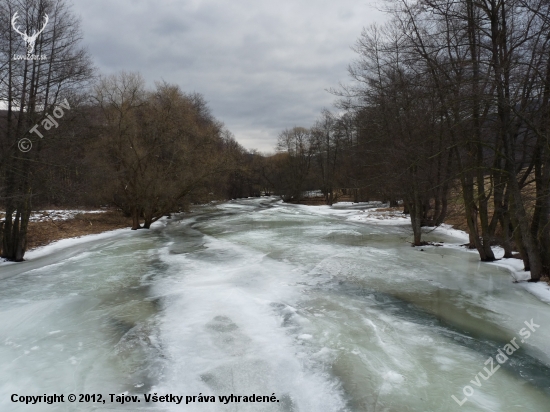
[1,198,550,412]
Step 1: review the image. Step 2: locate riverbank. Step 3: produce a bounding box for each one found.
[0,209,131,264]
[25,210,132,250]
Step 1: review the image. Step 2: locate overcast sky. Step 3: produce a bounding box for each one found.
[71,0,385,152]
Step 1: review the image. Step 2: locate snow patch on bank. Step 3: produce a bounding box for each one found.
[431,223,470,242]
[348,207,410,224]
[0,209,108,223]
[29,209,107,222]
[294,202,411,224]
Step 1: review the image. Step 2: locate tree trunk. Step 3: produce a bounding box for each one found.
[487,0,542,280]
[462,174,487,256]
[131,207,141,230]
[143,212,153,229]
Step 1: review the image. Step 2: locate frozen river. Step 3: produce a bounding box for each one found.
[1,198,549,411]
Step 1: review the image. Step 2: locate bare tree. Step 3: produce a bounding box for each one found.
[94,72,235,230]
[0,0,93,261]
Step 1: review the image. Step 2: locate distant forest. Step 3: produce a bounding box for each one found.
[2,0,550,283]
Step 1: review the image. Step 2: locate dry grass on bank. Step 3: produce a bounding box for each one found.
[26,211,132,250]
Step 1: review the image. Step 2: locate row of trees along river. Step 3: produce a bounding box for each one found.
[2,0,550,284]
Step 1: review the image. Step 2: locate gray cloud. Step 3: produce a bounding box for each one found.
[71,0,384,151]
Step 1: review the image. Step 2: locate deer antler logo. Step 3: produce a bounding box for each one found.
[11,12,49,58]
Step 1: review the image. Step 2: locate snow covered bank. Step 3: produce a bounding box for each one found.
[0,209,108,223]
